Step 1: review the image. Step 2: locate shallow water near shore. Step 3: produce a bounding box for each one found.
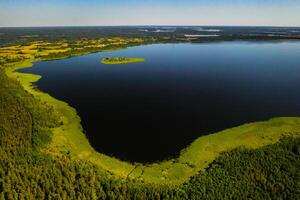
[19,41,300,162]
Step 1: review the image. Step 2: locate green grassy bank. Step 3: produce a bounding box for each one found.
[4,51,300,185]
[2,63,300,199]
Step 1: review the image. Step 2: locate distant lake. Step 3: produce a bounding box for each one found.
[19,42,300,162]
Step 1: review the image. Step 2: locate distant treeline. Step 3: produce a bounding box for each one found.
[1,26,300,47]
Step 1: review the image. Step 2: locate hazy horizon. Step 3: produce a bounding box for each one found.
[1,0,300,27]
[1,25,300,28]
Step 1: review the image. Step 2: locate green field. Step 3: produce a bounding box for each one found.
[101,57,145,64]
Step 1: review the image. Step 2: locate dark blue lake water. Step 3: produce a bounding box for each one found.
[20,42,300,162]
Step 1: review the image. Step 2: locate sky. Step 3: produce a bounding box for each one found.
[0,0,300,27]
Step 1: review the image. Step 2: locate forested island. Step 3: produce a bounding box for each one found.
[0,26,300,199]
[101,57,145,64]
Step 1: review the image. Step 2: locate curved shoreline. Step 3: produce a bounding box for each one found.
[5,47,300,185]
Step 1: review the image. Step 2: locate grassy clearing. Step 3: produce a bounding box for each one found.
[4,40,300,185]
[101,57,145,64]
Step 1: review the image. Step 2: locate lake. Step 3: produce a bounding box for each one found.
[19,42,300,162]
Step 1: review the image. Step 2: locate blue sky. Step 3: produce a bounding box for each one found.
[0,0,299,27]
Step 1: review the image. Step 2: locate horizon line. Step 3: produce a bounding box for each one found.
[1,25,300,29]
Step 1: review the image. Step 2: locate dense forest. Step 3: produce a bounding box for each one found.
[1,66,300,199]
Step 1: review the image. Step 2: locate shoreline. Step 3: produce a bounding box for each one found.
[4,42,300,185]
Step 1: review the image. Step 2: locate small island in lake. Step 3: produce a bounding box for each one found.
[101,57,145,64]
